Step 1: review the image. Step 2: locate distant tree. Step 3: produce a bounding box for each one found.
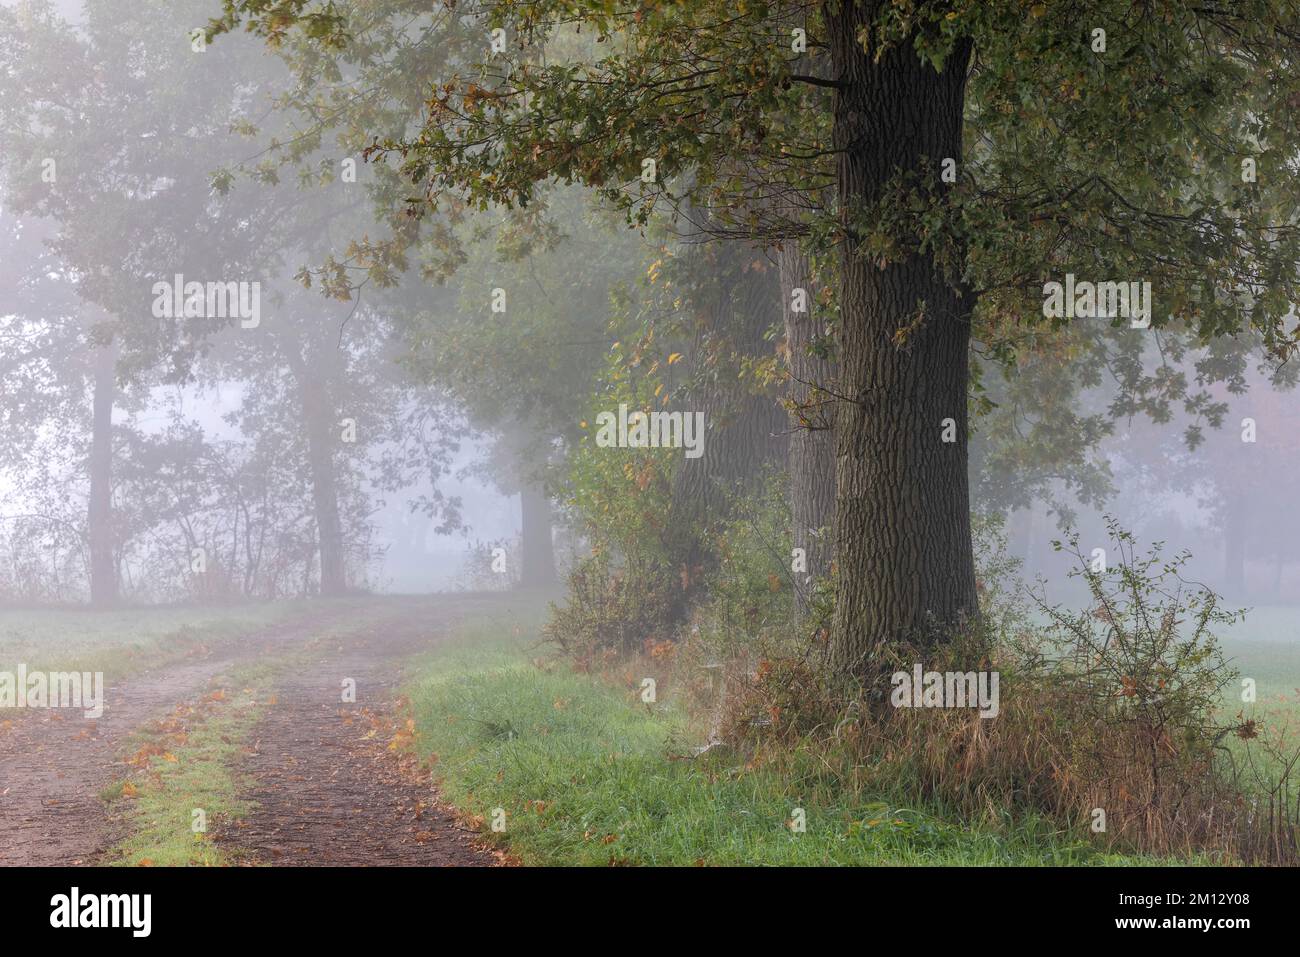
[394,188,646,587]
[218,1,1300,679]
[206,3,801,601]
[0,0,294,604]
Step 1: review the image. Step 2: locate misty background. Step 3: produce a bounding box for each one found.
[1,0,1297,618]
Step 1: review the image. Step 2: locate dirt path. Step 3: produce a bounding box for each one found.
[0,596,501,867]
[218,612,495,866]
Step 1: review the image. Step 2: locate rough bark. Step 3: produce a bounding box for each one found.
[779,241,837,619]
[826,5,979,678]
[87,341,118,607]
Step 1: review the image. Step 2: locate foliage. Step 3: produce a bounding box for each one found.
[543,549,678,662]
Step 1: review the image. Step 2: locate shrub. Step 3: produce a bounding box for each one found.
[457,538,518,591]
[709,518,1298,863]
[1025,522,1243,849]
[543,549,678,665]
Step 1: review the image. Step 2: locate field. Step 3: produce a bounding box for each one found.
[0,602,311,679]
[1221,606,1300,706]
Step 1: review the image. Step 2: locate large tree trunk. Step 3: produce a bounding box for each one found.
[498,424,558,588]
[87,341,118,607]
[826,7,978,679]
[299,377,347,596]
[779,241,837,619]
[519,478,557,587]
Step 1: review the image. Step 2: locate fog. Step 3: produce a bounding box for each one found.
[7,0,1300,888]
[0,0,1296,614]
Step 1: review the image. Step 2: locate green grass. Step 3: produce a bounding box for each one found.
[100,661,278,867]
[1210,608,1300,794]
[404,622,1189,866]
[1219,606,1300,706]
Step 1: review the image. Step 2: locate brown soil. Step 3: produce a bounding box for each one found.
[0,596,503,867]
[217,609,499,866]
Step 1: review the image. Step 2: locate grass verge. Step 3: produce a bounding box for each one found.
[403,620,1188,866]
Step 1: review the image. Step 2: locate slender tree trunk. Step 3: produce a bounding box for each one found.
[518,479,557,587]
[779,241,836,619]
[826,6,978,678]
[299,377,347,596]
[498,424,558,588]
[1224,495,1247,596]
[87,341,117,607]
[1006,505,1034,566]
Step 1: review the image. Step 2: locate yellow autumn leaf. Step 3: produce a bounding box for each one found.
[667,352,682,365]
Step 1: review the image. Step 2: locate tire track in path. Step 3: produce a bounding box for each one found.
[0,607,367,866]
[218,598,500,866]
